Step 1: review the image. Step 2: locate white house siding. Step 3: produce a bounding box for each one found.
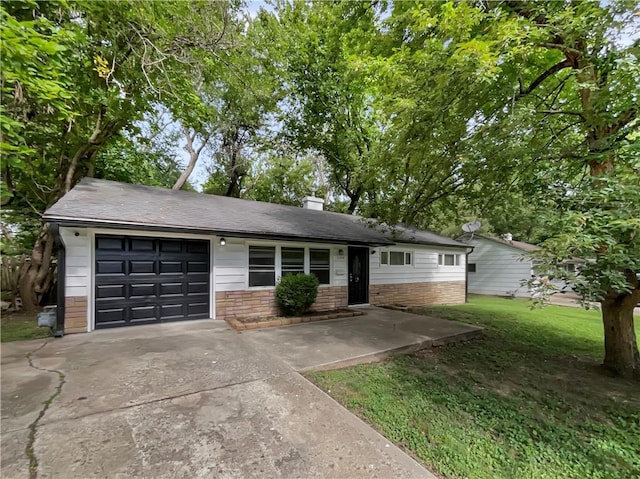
[60,226,92,298]
[370,243,466,285]
[466,238,533,297]
[369,243,467,306]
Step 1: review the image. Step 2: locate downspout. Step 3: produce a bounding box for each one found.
[465,245,475,303]
[50,223,65,337]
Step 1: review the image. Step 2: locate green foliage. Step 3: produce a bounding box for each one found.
[93,135,190,189]
[533,149,640,302]
[275,273,319,316]
[309,297,640,479]
[277,1,386,212]
[204,154,319,206]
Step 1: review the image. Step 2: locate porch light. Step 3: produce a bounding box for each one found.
[219,237,226,246]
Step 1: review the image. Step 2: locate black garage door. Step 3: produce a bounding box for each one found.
[95,235,210,328]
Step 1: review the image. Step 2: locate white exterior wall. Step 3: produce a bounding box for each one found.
[466,238,533,297]
[214,237,348,292]
[58,226,349,329]
[60,226,91,298]
[370,243,466,285]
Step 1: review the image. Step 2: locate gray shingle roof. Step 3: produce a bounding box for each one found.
[458,233,539,252]
[44,178,467,248]
[376,224,468,248]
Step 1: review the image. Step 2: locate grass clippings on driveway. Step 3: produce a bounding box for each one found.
[1,311,52,342]
[308,296,640,479]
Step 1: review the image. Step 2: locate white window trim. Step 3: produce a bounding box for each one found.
[247,244,278,289]
[246,241,333,289]
[438,252,463,268]
[379,248,414,267]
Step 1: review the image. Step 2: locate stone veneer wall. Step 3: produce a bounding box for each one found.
[65,296,88,334]
[370,281,465,307]
[216,286,348,321]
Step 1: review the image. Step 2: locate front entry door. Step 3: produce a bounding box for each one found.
[348,247,369,305]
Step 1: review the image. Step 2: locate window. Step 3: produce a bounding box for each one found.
[249,246,275,286]
[281,247,304,277]
[310,248,330,284]
[468,263,476,273]
[390,251,404,265]
[380,249,412,266]
[438,254,460,266]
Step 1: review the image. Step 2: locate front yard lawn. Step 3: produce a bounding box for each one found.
[308,296,640,479]
[1,311,52,342]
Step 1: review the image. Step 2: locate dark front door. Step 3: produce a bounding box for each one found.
[348,246,369,305]
[95,235,210,328]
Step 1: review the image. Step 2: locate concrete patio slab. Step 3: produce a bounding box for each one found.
[243,306,483,371]
[1,319,433,479]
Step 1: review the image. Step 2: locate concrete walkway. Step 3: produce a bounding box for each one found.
[549,292,640,316]
[2,317,443,478]
[243,306,483,371]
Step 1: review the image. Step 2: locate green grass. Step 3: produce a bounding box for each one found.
[1,311,52,342]
[308,296,640,479]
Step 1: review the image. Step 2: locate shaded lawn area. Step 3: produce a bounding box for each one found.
[1,311,52,342]
[308,296,640,479]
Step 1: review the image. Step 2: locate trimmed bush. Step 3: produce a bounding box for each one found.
[275,273,319,316]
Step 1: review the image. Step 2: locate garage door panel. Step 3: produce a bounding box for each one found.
[97,284,125,299]
[96,261,125,275]
[160,303,184,319]
[159,261,183,274]
[96,308,125,324]
[130,261,155,274]
[130,238,155,252]
[129,283,156,297]
[188,302,209,316]
[131,305,157,321]
[96,237,125,251]
[187,282,209,294]
[160,282,183,296]
[95,235,210,328]
[160,240,182,253]
[187,241,208,254]
[187,261,209,273]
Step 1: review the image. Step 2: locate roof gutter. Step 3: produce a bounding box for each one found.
[465,245,475,303]
[49,223,65,337]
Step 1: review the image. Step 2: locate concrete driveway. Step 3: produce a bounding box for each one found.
[1,319,433,478]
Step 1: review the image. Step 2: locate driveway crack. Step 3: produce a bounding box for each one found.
[24,341,66,479]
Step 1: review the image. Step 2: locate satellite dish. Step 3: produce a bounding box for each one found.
[462,221,481,233]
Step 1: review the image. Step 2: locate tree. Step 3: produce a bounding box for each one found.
[491,0,640,378]
[277,1,386,213]
[1,1,237,309]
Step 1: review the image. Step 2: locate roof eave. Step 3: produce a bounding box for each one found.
[44,216,395,247]
[457,233,538,253]
[392,238,468,249]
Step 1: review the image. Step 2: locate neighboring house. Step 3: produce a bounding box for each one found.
[43,178,468,334]
[458,233,578,298]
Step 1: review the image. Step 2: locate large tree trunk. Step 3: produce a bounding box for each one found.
[601,291,640,380]
[18,225,55,312]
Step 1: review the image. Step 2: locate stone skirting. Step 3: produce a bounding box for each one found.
[65,296,88,334]
[216,286,348,321]
[370,281,465,307]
